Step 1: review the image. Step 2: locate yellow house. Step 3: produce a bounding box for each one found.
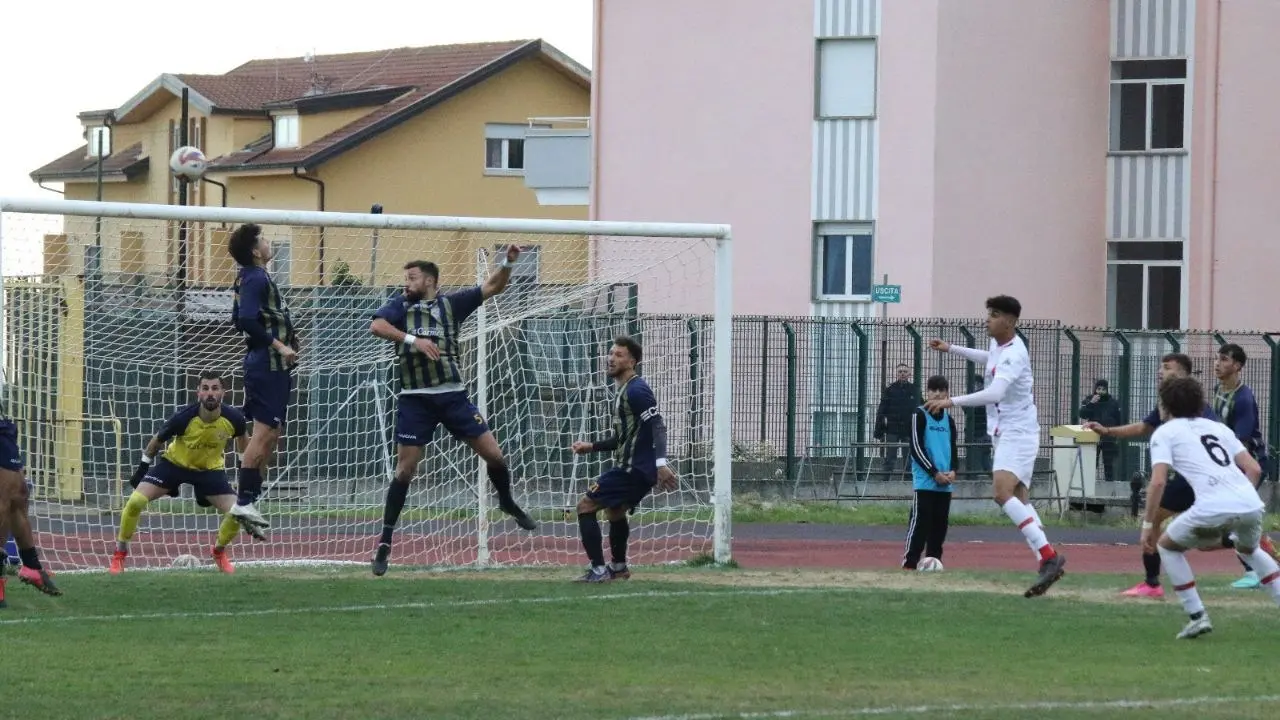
[30,39,591,288]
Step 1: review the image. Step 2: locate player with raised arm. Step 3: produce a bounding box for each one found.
[0,392,61,608]
[369,252,537,576]
[111,371,251,574]
[1140,376,1280,639]
[227,223,296,537]
[569,337,678,582]
[925,295,1066,597]
[1078,353,1275,598]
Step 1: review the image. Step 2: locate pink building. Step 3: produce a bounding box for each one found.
[589,0,1280,331]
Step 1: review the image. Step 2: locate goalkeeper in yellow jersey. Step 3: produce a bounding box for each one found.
[110,371,259,575]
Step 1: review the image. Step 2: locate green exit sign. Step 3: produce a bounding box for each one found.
[871,284,901,303]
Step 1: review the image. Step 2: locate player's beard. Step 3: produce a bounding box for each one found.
[201,397,219,411]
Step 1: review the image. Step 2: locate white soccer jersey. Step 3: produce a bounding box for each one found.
[984,336,1038,436]
[1149,418,1264,515]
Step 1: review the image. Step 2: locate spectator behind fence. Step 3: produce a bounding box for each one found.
[874,364,922,474]
[1079,379,1122,481]
[902,375,957,569]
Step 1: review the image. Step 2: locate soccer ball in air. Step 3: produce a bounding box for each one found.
[171,553,202,569]
[169,145,207,180]
[917,557,944,572]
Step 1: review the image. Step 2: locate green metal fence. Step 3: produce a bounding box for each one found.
[730,317,1279,486]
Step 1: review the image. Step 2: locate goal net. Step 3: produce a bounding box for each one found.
[0,197,732,572]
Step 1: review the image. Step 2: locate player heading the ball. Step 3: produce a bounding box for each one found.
[112,371,253,575]
[369,249,538,576]
[569,336,678,582]
[228,223,299,535]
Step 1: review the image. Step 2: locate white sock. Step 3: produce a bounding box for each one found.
[1001,497,1054,561]
[1024,503,1046,558]
[1158,546,1205,617]
[1241,548,1280,606]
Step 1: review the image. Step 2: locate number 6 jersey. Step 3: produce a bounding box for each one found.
[1149,417,1264,515]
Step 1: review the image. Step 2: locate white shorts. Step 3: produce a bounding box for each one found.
[1166,505,1265,550]
[992,431,1038,486]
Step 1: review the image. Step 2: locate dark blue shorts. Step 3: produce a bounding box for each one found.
[395,392,489,447]
[0,426,23,472]
[1161,474,1195,513]
[586,467,656,510]
[243,365,293,429]
[143,458,234,498]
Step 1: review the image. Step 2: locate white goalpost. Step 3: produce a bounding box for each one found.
[0,197,733,572]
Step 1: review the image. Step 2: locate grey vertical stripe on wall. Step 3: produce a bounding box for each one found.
[1107,154,1189,239]
[816,0,880,37]
[1111,0,1193,58]
[811,301,875,319]
[813,120,877,221]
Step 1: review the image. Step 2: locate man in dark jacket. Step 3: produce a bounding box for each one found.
[1079,379,1122,481]
[874,364,922,473]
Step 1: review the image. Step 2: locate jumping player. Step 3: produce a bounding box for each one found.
[0,393,61,608]
[111,371,251,574]
[228,222,298,535]
[369,253,537,576]
[1140,376,1280,639]
[569,337,678,582]
[926,295,1067,597]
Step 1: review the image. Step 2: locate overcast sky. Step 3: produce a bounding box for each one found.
[0,0,593,272]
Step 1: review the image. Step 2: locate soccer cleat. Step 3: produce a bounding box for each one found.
[497,497,538,531]
[212,548,235,574]
[18,566,62,596]
[230,503,270,529]
[1176,615,1213,640]
[1231,571,1261,589]
[608,564,631,580]
[1121,581,1164,599]
[1024,553,1067,598]
[575,567,611,583]
[109,551,127,576]
[372,543,391,577]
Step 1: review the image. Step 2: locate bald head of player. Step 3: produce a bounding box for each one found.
[1159,376,1205,420]
[984,295,1021,342]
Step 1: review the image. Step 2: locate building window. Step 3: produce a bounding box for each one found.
[87,126,111,157]
[816,38,877,119]
[1109,60,1186,152]
[274,115,300,149]
[1106,241,1183,329]
[485,124,526,174]
[814,224,873,300]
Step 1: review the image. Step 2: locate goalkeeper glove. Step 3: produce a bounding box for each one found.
[129,455,152,489]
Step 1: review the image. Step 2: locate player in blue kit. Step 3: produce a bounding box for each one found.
[227,223,296,537]
[569,337,678,582]
[369,249,537,576]
[0,395,61,608]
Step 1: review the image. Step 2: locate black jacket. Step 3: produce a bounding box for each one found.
[1080,393,1123,444]
[874,381,922,438]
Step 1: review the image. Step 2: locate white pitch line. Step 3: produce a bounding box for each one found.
[618,694,1280,720]
[0,586,845,626]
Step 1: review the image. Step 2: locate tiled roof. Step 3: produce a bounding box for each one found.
[33,39,587,180]
[30,142,147,181]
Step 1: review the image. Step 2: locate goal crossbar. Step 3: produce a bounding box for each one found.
[0,197,731,240]
[0,197,735,568]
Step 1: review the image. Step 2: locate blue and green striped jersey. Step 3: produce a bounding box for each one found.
[233,265,296,372]
[374,287,485,392]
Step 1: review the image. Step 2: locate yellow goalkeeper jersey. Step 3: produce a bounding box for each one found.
[156,403,247,471]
